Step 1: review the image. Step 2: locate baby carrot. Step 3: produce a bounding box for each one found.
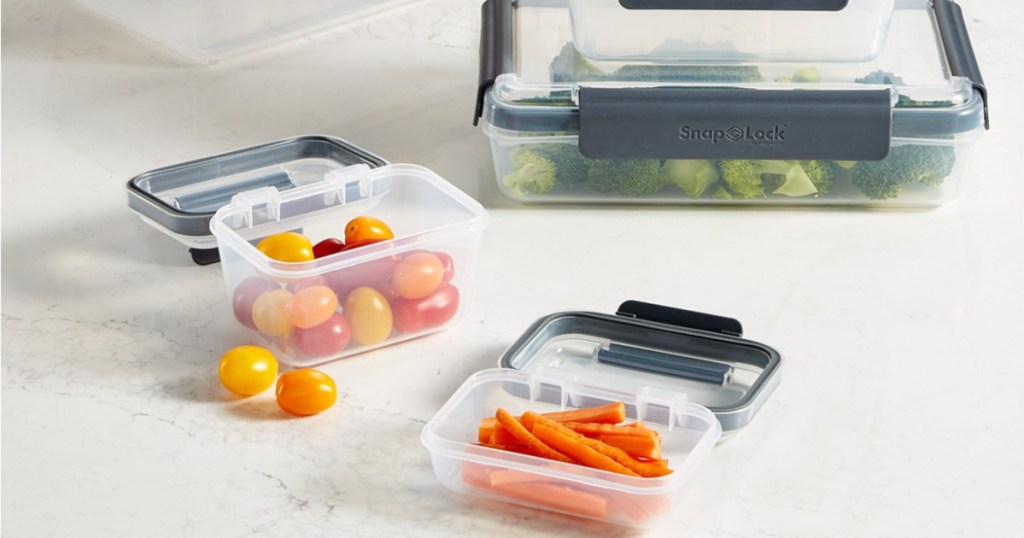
[495,408,572,463]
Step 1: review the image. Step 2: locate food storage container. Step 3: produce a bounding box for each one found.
[128,135,489,367]
[476,0,989,206]
[422,301,782,527]
[568,0,897,63]
[77,0,416,63]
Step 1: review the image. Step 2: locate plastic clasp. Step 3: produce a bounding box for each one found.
[634,386,690,430]
[231,186,282,227]
[529,367,583,410]
[324,164,373,205]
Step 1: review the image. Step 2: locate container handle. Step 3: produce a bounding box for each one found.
[933,0,988,129]
[618,0,848,11]
[616,301,743,337]
[474,0,513,126]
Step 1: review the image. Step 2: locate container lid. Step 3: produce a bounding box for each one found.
[476,0,988,160]
[126,135,388,264]
[565,0,896,63]
[499,301,782,433]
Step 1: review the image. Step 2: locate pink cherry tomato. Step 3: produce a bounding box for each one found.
[392,282,460,333]
[284,285,339,329]
[233,277,280,329]
[404,250,455,282]
[392,252,444,299]
[293,313,351,357]
[324,256,398,299]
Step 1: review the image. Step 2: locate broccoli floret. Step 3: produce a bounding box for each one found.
[612,65,764,83]
[718,160,767,199]
[503,148,557,196]
[662,160,720,198]
[855,70,905,85]
[550,43,606,83]
[712,186,733,200]
[799,160,834,195]
[777,67,821,83]
[587,159,664,196]
[532,143,588,186]
[851,145,957,199]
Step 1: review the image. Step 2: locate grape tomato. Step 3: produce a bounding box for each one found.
[392,252,444,299]
[293,313,351,357]
[344,216,393,248]
[392,282,460,333]
[219,345,279,396]
[256,232,314,263]
[285,285,339,329]
[276,369,338,416]
[233,277,280,329]
[343,287,393,346]
[252,288,293,336]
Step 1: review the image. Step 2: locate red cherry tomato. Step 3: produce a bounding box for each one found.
[392,252,444,299]
[233,277,280,329]
[392,282,460,333]
[219,345,279,396]
[344,216,394,247]
[276,369,337,416]
[256,232,314,263]
[292,313,352,357]
[341,237,386,251]
[313,238,346,258]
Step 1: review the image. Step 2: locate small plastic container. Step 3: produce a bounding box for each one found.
[77,0,415,63]
[422,302,782,527]
[475,0,989,206]
[128,136,488,367]
[567,0,897,63]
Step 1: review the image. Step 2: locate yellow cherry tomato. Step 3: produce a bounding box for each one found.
[344,216,394,249]
[256,232,314,263]
[343,286,393,345]
[284,285,339,329]
[276,369,337,416]
[251,288,293,336]
[219,345,279,396]
[392,252,444,299]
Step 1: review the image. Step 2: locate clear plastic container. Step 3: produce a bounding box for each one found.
[567,0,896,63]
[78,0,415,63]
[208,151,488,367]
[421,368,723,528]
[475,0,989,206]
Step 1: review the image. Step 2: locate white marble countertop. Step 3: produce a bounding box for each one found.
[3,0,1023,536]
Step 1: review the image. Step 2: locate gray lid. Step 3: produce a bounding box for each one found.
[499,301,782,433]
[126,135,388,263]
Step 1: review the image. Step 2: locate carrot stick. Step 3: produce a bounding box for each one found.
[529,412,672,478]
[597,434,662,460]
[562,421,650,437]
[490,481,609,519]
[490,424,520,446]
[528,421,639,477]
[478,401,627,442]
[495,408,572,463]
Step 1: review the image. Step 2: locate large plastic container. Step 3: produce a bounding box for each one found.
[422,302,783,527]
[475,0,988,206]
[78,0,415,63]
[568,0,897,63]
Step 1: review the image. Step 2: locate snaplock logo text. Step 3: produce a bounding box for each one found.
[679,124,786,144]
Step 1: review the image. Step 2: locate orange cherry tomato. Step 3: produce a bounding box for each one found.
[392,252,444,299]
[284,285,339,329]
[344,216,394,249]
[251,288,293,336]
[257,232,314,263]
[219,345,279,396]
[276,369,337,416]
[343,287,393,345]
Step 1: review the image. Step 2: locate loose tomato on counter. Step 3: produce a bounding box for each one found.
[343,286,393,345]
[392,281,460,333]
[276,369,337,416]
[219,345,279,396]
[256,231,314,262]
[344,216,393,250]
